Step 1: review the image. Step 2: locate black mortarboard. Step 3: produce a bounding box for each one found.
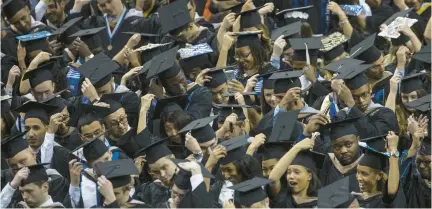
[219,136,249,165]
[1,131,29,159]
[121,32,160,38]
[14,101,56,124]
[318,176,356,208]
[117,128,152,157]
[391,33,409,46]
[269,110,300,142]
[2,0,27,19]
[76,53,119,88]
[52,17,82,44]
[146,46,181,79]
[359,134,388,170]
[275,6,313,26]
[100,92,125,116]
[40,89,69,113]
[235,31,263,48]
[178,115,218,143]
[320,32,348,61]
[326,117,359,141]
[94,159,139,188]
[259,141,292,161]
[324,58,364,74]
[411,45,431,64]
[334,64,373,89]
[1,95,12,115]
[239,9,261,29]
[158,0,192,34]
[220,2,244,13]
[68,27,105,50]
[349,33,381,64]
[69,104,110,128]
[136,137,172,164]
[404,94,431,112]
[22,61,56,88]
[17,31,52,53]
[401,72,426,94]
[257,70,278,90]
[72,132,108,163]
[271,21,302,41]
[205,68,228,88]
[291,150,326,173]
[289,37,323,63]
[22,163,49,185]
[214,104,251,124]
[382,8,413,25]
[229,177,272,207]
[152,94,189,119]
[172,159,215,190]
[269,70,303,94]
[178,45,214,73]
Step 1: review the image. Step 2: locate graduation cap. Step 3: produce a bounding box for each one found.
[359,134,389,170]
[323,58,364,74]
[178,43,214,73]
[326,117,359,141]
[291,150,326,173]
[289,37,323,63]
[158,0,192,34]
[383,7,413,25]
[117,128,152,157]
[259,140,292,161]
[68,27,105,50]
[14,101,56,124]
[213,104,251,124]
[235,31,263,48]
[67,103,110,128]
[2,0,27,20]
[219,2,245,13]
[135,137,172,164]
[71,131,109,163]
[269,70,303,94]
[21,163,49,185]
[411,44,431,64]
[257,70,278,90]
[400,72,427,94]
[76,52,120,88]
[99,92,126,116]
[21,60,60,88]
[40,89,69,113]
[204,67,228,88]
[94,159,139,188]
[178,115,218,143]
[271,21,302,41]
[320,32,349,61]
[152,94,189,119]
[16,31,52,53]
[404,94,431,112]
[275,5,313,26]
[349,33,381,64]
[172,159,215,190]
[219,136,249,165]
[339,4,363,16]
[229,177,272,207]
[317,176,356,208]
[269,110,300,142]
[1,131,29,159]
[334,64,374,90]
[51,17,83,44]
[239,8,261,29]
[146,46,181,79]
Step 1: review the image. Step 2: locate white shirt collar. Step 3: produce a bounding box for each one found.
[39,196,54,207]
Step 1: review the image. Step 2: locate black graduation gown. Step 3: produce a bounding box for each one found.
[1,54,17,84]
[134,181,171,207]
[1,169,72,208]
[178,182,213,208]
[36,145,71,181]
[271,191,318,208]
[54,129,83,151]
[319,155,360,192]
[403,166,431,208]
[355,184,407,208]
[185,84,213,120]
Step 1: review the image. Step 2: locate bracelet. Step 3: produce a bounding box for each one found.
[91,98,100,104]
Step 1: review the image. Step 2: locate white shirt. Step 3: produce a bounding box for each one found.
[218,181,234,206]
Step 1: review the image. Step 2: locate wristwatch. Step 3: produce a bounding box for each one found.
[193,151,203,161]
[390,150,400,158]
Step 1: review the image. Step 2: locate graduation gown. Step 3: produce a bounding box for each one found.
[354,184,407,208]
[403,161,431,208]
[319,153,361,191]
[103,199,152,208]
[185,84,213,120]
[271,191,318,208]
[178,182,213,208]
[37,145,71,181]
[54,129,83,151]
[134,181,170,207]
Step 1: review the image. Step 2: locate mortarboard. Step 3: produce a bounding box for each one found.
[52,17,83,44]
[21,163,49,185]
[271,21,302,41]
[94,159,139,188]
[22,60,60,88]
[99,92,126,116]
[16,31,52,53]
[40,89,69,113]
[146,46,181,79]
[71,131,108,163]
[358,143,388,170]
[68,27,105,50]
[2,0,27,19]
[334,64,373,90]
[172,159,215,190]
[257,70,278,90]
[269,110,301,142]
[383,8,413,26]
[259,141,292,161]
[391,33,409,46]
[117,128,143,157]
[339,4,362,16]
[229,177,272,207]
[320,32,348,61]
[178,115,218,143]
[219,2,245,14]
[275,6,313,26]
[152,94,189,119]
[323,58,364,74]
[291,150,326,173]
[401,72,427,94]
[158,0,192,34]
[404,94,431,112]
[239,9,261,29]
[1,131,29,159]
[289,37,323,63]
[326,117,359,141]
[349,33,381,64]
[411,44,431,64]
[14,101,56,124]
[76,53,120,88]
[269,70,303,94]
[204,67,228,88]
[213,104,251,124]
[219,136,249,165]
[178,44,214,73]
[67,103,110,128]
[135,137,173,164]
[317,176,356,208]
[235,31,263,47]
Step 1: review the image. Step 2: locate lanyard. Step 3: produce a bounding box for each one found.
[104,7,127,44]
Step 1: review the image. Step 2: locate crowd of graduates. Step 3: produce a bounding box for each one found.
[0,0,431,208]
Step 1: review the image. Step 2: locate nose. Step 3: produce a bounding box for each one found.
[340,146,348,154]
[216,94,223,103]
[160,170,166,177]
[287,172,295,180]
[271,95,277,103]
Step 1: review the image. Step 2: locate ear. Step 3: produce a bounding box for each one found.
[307,172,312,181]
[376,171,383,181]
[42,182,49,193]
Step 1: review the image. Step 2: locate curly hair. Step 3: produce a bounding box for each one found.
[232,155,263,181]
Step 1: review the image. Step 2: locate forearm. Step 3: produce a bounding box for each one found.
[216,48,229,67]
[1,183,16,208]
[137,108,148,134]
[18,59,26,71]
[69,185,81,208]
[385,91,397,112]
[387,157,400,195]
[129,52,142,67]
[215,127,227,141]
[217,28,227,51]
[269,147,300,181]
[339,14,353,38]
[112,47,128,65]
[406,32,422,52]
[19,76,31,95]
[424,17,432,44]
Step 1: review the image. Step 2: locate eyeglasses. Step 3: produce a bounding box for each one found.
[108,115,128,128]
[235,51,252,61]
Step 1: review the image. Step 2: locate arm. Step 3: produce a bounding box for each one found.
[0,183,16,208]
[137,94,155,134]
[328,2,353,37]
[386,132,400,196]
[217,13,235,50]
[424,17,432,44]
[401,25,422,52]
[385,75,401,112]
[68,185,81,208]
[34,0,49,21]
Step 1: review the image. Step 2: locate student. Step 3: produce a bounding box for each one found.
[228,177,272,208]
